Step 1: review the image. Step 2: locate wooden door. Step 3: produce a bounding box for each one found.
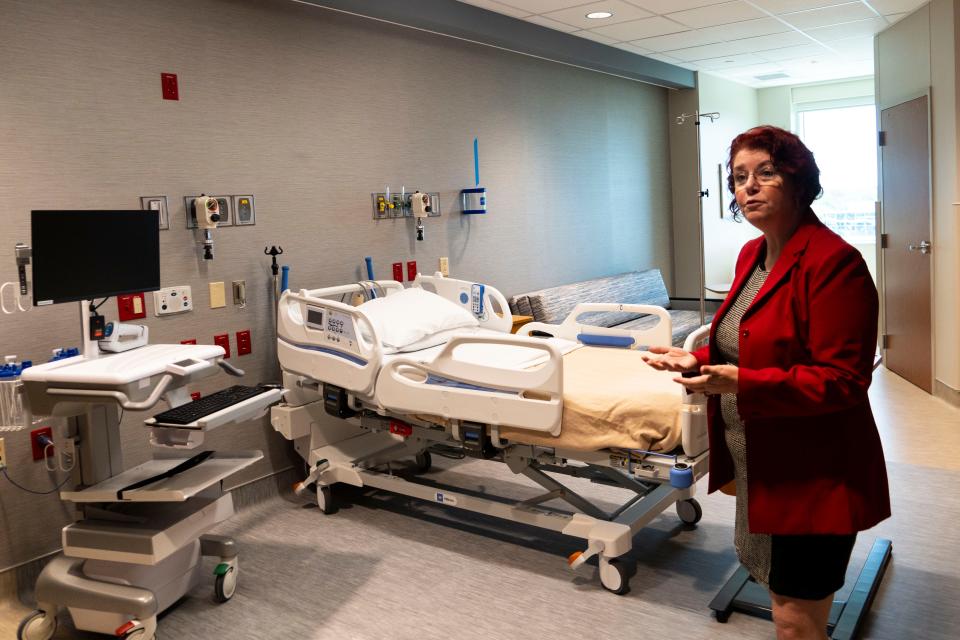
[880,95,932,392]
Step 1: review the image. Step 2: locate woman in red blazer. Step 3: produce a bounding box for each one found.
[644,126,890,640]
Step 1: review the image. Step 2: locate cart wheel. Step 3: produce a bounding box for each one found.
[677,498,703,525]
[413,451,432,474]
[715,609,731,623]
[599,558,631,595]
[117,620,157,639]
[17,610,57,640]
[317,485,336,514]
[214,565,238,603]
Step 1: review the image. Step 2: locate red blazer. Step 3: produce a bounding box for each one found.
[693,212,890,535]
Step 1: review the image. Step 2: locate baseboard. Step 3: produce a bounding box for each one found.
[0,467,298,608]
[934,380,960,409]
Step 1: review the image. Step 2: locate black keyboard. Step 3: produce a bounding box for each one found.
[151,385,268,425]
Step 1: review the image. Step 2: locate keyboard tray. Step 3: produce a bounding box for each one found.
[144,388,283,431]
[60,450,263,503]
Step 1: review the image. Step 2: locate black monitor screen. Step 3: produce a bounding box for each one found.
[32,210,161,305]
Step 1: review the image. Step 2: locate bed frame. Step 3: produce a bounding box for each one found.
[270,274,710,594]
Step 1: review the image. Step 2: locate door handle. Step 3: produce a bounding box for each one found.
[907,240,932,254]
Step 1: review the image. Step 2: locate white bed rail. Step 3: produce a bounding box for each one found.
[377,333,564,435]
[517,303,671,350]
[679,323,711,457]
[277,281,401,395]
[413,273,512,333]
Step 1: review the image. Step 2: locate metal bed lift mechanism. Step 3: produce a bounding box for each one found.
[271,274,710,594]
[16,338,281,640]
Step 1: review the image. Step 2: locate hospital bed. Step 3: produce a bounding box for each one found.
[270,274,710,594]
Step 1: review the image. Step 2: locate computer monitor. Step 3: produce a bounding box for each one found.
[31,210,161,306]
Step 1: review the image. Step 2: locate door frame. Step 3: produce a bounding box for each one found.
[877,88,935,389]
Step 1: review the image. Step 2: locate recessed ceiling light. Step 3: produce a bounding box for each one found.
[586,11,613,19]
[756,72,790,81]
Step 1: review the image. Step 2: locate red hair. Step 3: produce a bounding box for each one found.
[726,125,822,218]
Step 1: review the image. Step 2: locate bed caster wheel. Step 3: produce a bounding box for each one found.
[414,451,432,474]
[317,484,336,514]
[677,498,702,525]
[599,558,632,595]
[715,609,731,623]
[116,620,155,639]
[17,610,57,640]
[214,562,238,603]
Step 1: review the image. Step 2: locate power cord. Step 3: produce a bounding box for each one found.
[1,467,71,495]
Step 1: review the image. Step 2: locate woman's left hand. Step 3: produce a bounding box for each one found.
[674,364,739,395]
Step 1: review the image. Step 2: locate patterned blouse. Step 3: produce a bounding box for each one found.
[715,263,772,585]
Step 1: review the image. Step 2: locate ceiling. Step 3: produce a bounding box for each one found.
[455,0,927,88]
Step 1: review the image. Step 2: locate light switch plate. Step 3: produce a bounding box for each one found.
[209,281,226,309]
[232,280,246,306]
[153,286,193,316]
[140,196,169,230]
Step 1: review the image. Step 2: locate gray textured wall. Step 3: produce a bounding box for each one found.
[0,0,673,570]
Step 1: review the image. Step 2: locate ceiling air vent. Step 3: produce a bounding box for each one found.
[755,72,790,81]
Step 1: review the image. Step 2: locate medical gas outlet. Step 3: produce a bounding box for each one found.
[410,191,430,241]
[193,195,220,260]
[371,190,441,221]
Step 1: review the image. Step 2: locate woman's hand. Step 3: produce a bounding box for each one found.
[675,364,739,395]
[642,346,698,373]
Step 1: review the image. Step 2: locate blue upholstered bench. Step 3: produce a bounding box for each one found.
[508,269,710,348]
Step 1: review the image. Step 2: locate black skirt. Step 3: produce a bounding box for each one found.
[768,534,857,600]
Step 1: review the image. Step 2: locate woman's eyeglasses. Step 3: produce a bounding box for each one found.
[732,164,780,188]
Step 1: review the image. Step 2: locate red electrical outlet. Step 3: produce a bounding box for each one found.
[117,293,147,321]
[180,339,197,345]
[31,427,54,461]
[236,330,252,356]
[407,260,417,282]
[191,392,202,401]
[213,333,231,358]
[393,262,403,282]
[161,72,179,100]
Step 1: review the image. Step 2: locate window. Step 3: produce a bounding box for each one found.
[795,103,878,280]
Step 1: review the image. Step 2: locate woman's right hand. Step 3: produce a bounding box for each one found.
[641,346,699,373]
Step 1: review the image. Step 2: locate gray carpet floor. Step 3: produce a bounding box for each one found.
[35,453,960,640]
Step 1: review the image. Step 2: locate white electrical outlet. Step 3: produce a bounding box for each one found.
[0,437,6,470]
[153,286,193,316]
[439,256,449,277]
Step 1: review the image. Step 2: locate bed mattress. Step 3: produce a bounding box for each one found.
[498,346,683,452]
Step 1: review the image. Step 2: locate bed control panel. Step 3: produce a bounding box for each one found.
[305,305,362,358]
[471,283,485,317]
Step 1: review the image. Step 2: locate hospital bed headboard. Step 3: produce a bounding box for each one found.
[413,273,512,333]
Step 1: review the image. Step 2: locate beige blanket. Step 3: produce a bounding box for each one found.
[499,346,683,452]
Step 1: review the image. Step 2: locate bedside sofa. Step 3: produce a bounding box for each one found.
[508,269,711,348]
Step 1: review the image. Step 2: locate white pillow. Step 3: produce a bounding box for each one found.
[357,287,479,350]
